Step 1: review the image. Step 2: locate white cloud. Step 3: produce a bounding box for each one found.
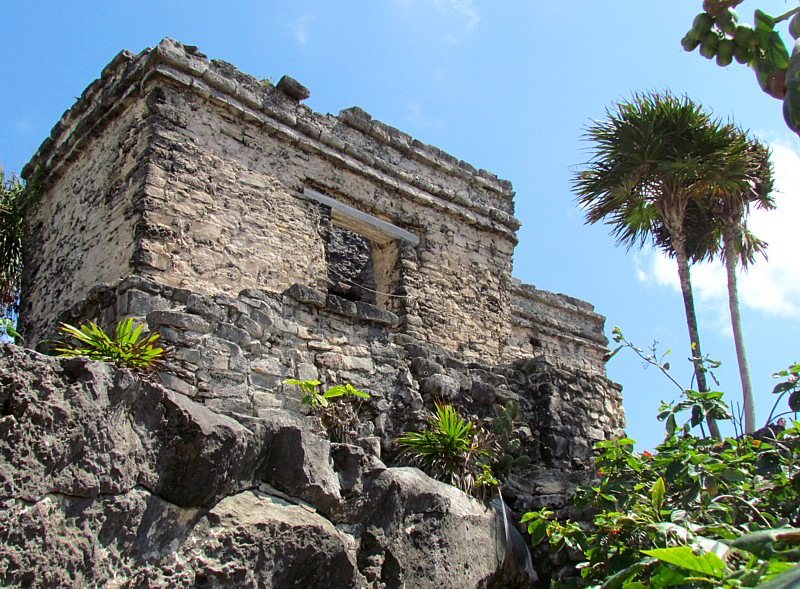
[292,14,316,45]
[405,101,444,129]
[634,136,800,328]
[14,118,32,134]
[393,0,480,42]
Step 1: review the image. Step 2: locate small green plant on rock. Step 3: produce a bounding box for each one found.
[0,317,20,341]
[283,379,369,407]
[55,318,166,370]
[492,400,533,472]
[396,403,497,497]
[283,379,369,443]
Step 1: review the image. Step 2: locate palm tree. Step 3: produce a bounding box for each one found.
[574,92,762,440]
[701,139,775,434]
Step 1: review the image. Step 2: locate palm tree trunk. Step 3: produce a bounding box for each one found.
[673,238,722,440]
[723,226,756,434]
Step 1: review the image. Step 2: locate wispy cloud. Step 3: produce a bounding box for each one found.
[14,118,32,134]
[393,0,480,43]
[405,101,444,129]
[292,14,316,46]
[635,136,800,331]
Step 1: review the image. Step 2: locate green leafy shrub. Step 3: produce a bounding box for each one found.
[55,318,166,370]
[0,172,26,316]
[522,416,800,588]
[396,403,497,496]
[768,363,800,421]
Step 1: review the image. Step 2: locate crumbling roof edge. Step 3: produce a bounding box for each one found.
[22,38,521,235]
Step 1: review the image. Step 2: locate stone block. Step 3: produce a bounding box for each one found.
[251,357,285,376]
[325,295,357,318]
[235,315,263,339]
[215,323,251,347]
[354,302,398,326]
[343,356,374,372]
[252,391,283,411]
[470,381,496,406]
[147,310,212,334]
[186,293,226,322]
[159,372,196,397]
[409,357,442,379]
[251,372,284,391]
[420,374,459,400]
[122,289,172,316]
[295,363,319,381]
[284,284,326,308]
[316,352,345,370]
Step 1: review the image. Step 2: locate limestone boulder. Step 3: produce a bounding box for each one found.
[0,345,537,588]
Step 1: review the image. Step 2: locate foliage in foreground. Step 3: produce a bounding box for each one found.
[681,0,800,136]
[55,318,165,370]
[395,403,498,497]
[522,381,800,588]
[0,172,26,316]
[0,317,20,340]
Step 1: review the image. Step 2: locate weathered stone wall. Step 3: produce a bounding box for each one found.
[22,38,522,362]
[136,65,516,360]
[505,280,609,375]
[11,38,630,586]
[20,98,149,345]
[50,276,624,486]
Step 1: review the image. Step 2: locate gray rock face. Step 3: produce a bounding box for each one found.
[0,345,537,588]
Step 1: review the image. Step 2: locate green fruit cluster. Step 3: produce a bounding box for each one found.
[682,8,756,67]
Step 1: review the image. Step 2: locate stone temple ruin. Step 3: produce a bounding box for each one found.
[11,38,625,585]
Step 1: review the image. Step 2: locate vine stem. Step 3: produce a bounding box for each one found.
[614,334,685,393]
[774,6,800,23]
[710,494,771,527]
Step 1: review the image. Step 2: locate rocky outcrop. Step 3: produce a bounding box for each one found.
[0,344,536,588]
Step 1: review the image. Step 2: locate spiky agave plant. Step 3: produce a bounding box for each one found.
[396,403,496,495]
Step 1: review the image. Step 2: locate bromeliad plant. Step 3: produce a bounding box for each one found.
[396,403,497,497]
[55,318,166,370]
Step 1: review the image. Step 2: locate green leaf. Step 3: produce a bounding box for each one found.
[789,390,800,412]
[640,546,726,579]
[323,385,347,398]
[756,564,800,589]
[345,383,370,398]
[785,43,800,132]
[755,9,777,44]
[600,559,654,589]
[773,381,796,394]
[526,517,548,545]
[649,565,687,589]
[651,477,666,512]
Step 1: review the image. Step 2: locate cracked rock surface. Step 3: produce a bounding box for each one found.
[0,345,536,588]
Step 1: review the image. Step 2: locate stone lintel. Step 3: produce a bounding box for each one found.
[300,188,419,245]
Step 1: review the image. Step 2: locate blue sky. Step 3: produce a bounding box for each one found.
[2,0,799,450]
